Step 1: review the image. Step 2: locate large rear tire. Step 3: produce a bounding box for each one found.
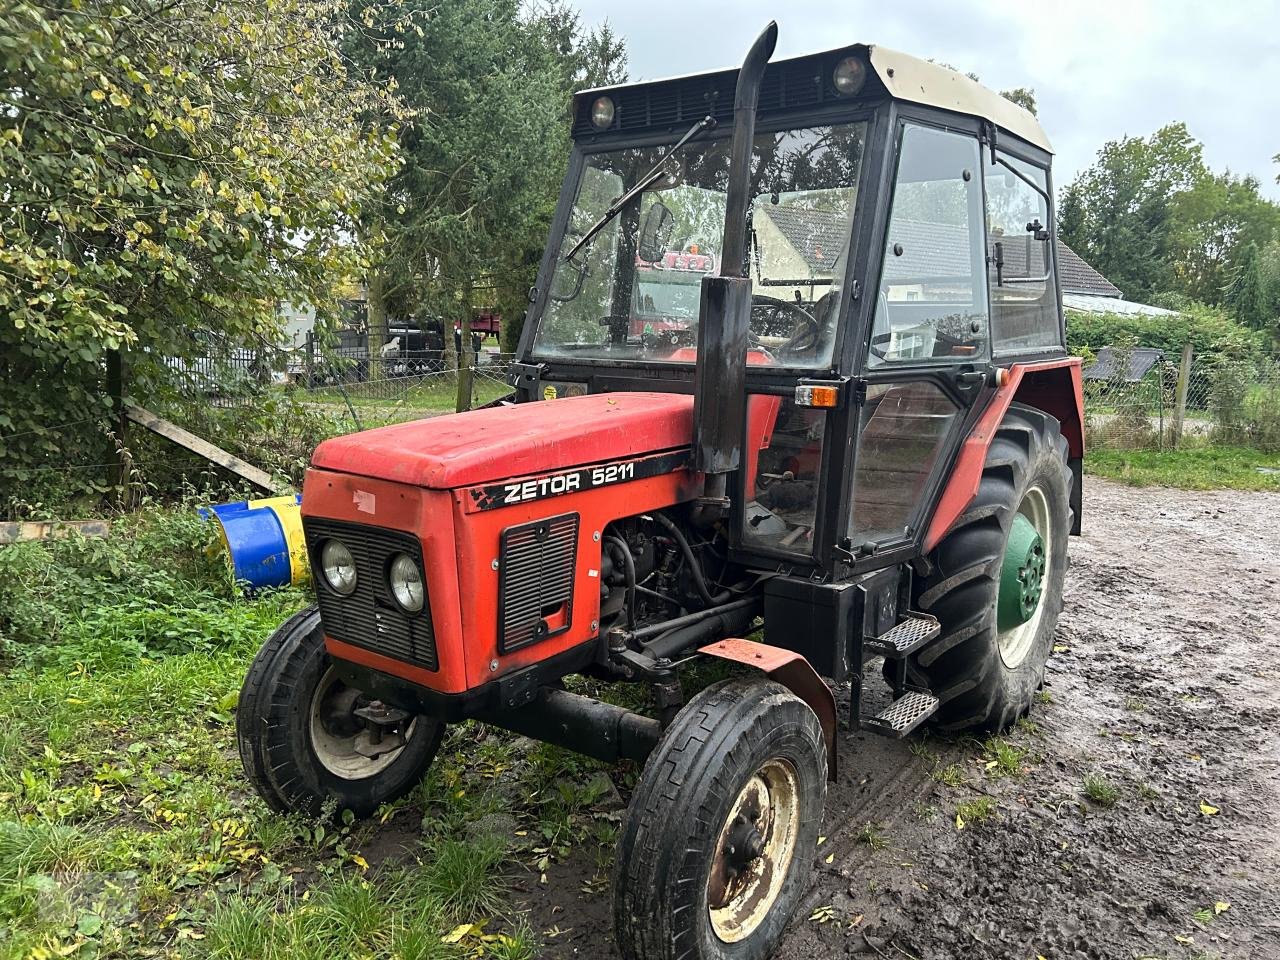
[613,676,826,960]
[237,606,444,818]
[906,403,1072,732]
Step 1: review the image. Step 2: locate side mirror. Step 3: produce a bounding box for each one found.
[638,201,675,263]
[551,239,588,302]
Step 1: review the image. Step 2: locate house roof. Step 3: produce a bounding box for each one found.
[761,206,1129,301]
[1062,293,1175,317]
[1081,346,1165,382]
[760,205,850,274]
[1056,244,1122,298]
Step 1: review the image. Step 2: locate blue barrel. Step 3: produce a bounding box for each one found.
[199,494,307,591]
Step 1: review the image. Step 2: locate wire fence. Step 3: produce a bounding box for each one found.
[176,340,517,430]
[1083,346,1280,453]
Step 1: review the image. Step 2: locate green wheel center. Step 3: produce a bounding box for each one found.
[998,513,1045,631]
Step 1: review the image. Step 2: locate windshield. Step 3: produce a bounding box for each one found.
[534,122,867,368]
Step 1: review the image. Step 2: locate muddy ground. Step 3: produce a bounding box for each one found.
[529,477,1280,960]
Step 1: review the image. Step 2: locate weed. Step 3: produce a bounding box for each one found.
[980,737,1027,778]
[1035,689,1053,705]
[1137,783,1160,802]
[1124,697,1146,712]
[420,835,509,919]
[933,763,966,788]
[855,822,888,850]
[907,739,938,765]
[1082,774,1121,808]
[955,796,997,825]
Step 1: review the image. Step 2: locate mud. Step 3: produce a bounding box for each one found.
[534,478,1280,959]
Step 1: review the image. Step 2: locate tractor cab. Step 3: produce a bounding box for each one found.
[514,40,1067,576]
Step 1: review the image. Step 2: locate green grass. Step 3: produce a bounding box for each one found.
[1082,773,1121,808]
[301,377,511,417]
[0,507,605,959]
[1084,446,1280,491]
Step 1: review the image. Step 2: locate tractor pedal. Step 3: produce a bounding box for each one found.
[863,689,938,739]
[864,614,940,659]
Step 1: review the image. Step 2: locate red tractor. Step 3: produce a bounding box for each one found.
[239,23,1082,960]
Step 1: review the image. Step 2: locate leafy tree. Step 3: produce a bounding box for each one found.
[347,0,626,409]
[1058,123,1209,303]
[1170,172,1280,305]
[0,0,396,494]
[1222,242,1270,331]
[999,87,1038,116]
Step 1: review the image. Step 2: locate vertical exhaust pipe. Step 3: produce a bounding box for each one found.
[692,22,778,521]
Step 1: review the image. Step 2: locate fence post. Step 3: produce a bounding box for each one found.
[1172,343,1192,448]
[106,348,131,502]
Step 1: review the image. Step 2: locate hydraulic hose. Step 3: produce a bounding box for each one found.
[650,512,717,607]
[604,535,637,630]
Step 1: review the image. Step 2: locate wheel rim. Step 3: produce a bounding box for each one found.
[308,665,415,780]
[707,758,801,943]
[997,484,1052,668]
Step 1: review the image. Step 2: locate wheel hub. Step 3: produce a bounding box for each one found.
[707,759,801,944]
[309,665,415,780]
[998,512,1045,631]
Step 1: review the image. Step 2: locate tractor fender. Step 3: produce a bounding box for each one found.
[925,357,1084,552]
[698,638,837,781]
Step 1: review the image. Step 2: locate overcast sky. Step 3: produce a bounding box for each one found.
[572,0,1280,200]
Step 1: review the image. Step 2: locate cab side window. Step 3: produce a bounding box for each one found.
[868,125,989,367]
[985,152,1061,354]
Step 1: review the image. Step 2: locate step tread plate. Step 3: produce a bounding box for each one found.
[864,690,939,739]
[865,615,941,659]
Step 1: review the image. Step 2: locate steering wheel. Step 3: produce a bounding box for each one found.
[751,292,838,358]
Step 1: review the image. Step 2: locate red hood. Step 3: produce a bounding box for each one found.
[311,392,695,489]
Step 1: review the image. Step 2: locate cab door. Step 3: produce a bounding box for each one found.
[847,122,991,555]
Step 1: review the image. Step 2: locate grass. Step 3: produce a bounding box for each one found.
[0,507,616,959]
[1085,446,1280,491]
[1082,773,1122,808]
[954,796,997,826]
[854,822,888,850]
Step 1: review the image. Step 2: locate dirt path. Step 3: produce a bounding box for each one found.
[536,478,1280,959]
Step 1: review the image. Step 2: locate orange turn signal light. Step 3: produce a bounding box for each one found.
[794,384,839,408]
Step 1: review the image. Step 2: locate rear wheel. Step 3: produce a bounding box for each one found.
[614,676,826,960]
[906,403,1072,732]
[237,606,444,817]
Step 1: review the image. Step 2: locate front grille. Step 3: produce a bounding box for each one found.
[304,517,438,672]
[498,513,579,653]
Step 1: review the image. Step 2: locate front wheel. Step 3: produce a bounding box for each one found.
[614,676,827,960]
[236,606,444,818]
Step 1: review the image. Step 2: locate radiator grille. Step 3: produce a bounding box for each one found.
[304,517,438,672]
[498,513,579,653]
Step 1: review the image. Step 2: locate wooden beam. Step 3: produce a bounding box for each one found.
[124,403,277,493]
[0,520,112,545]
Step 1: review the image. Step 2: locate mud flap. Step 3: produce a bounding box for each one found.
[699,638,838,781]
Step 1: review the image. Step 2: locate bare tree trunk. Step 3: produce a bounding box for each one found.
[454,277,474,413]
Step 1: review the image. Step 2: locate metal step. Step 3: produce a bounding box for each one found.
[864,614,940,659]
[863,689,939,739]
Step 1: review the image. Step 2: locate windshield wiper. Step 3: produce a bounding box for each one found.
[564,115,718,263]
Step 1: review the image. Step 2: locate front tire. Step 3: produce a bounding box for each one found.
[906,403,1072,732]
[237,606,444,817]
[614,676,827,960]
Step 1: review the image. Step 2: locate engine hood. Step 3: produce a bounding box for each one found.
[311,392,695,489]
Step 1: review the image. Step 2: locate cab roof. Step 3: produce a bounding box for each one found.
[574,42,1051,155]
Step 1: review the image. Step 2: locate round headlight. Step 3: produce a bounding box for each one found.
[388,553,424,613]
[832,56,867,97]
[320,539,357,595]
[590,95,615,130]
